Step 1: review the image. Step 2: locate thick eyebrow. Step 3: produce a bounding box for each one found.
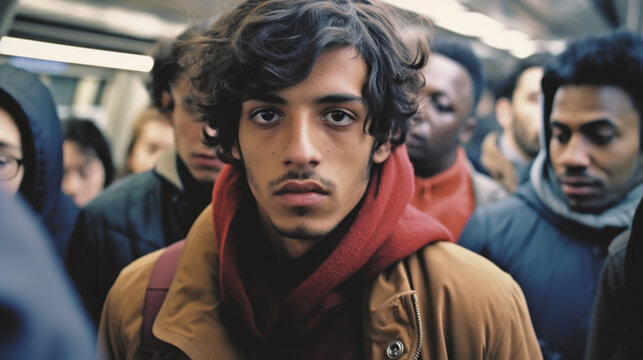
[244,93,287,105]
[244,93,365,106]
[579,118,617,132]
[315,94,366,105]
[550,118,616,131]
[0,141,21,152]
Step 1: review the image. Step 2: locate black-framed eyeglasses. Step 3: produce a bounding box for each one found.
[0,153,24,181]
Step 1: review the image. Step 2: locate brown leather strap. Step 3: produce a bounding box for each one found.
[141,240,185,359]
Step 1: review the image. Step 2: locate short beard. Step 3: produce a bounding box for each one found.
[513,124,539,158]
[271,223,328,241]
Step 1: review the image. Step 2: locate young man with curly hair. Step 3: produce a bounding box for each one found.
[99,1,541,358]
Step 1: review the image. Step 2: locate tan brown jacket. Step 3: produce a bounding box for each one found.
[99,206,542,360]
[480,132,521,193]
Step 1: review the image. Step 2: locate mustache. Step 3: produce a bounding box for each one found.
[268,170,336,192]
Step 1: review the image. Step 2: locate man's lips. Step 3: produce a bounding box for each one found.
[559,176,602,196]
[274,181,329,207]
[192,154,223,170]
[405,135,427,149]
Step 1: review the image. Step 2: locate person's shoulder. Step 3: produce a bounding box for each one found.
[414,241,516,288]
[406,242,541,358]
[82,170,161,219]
[470,169,509,203]
[99,248,164,358]
[105,249,163,312]
[411,242,528,316]
[470,191,531,222]
[462,192,530,235]
[89,171,160,208]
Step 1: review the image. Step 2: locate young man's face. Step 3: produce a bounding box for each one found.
[406,54,474,165]
[549,85,643,212]
[168,74,223,183]
[0,107,23,196]
[234,46,390,253]
[510,66,543,158]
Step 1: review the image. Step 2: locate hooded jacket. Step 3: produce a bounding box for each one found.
[0,64,79,257]
[99,147,542,359]
[0,192,96,360]
[459,98,643,359]
[66,150,212,325]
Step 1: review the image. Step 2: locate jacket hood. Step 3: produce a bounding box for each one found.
[0,64,78,256]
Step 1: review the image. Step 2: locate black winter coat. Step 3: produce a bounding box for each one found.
[66,152,212,324]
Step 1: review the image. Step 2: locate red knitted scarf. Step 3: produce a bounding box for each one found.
[211,145,451,352]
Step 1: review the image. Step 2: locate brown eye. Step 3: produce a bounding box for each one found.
[551,128,570,144]
[323,110,355,126]
[588,131,615,146]
[250,109,281,125]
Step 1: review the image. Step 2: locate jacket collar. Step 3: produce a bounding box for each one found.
[152,206,425,360]
[154,149,183,191]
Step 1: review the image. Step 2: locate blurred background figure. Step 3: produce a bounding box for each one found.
[62,118,115,207]
[0,63,79,258]
[0,191,98,360]
[460,30,643,359]
[66,20,223,325]
[480,53,551,193]
[400,19,507,240]
[121,106,174,176]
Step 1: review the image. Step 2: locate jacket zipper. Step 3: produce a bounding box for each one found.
[410,291,423,360]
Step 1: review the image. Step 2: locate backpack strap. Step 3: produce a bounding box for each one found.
[141,239,185,359]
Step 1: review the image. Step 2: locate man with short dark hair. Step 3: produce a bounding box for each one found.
[405,35,507,240]
[481,53,550,193]
[459,31,643,360]
[98,1,541,359]
[66,22,224,325]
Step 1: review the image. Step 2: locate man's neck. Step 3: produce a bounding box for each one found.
[176,154,214,196]
[500,133,530,165]
[412,148,459,178]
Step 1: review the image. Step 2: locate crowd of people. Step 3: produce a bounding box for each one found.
[1,0,642,359]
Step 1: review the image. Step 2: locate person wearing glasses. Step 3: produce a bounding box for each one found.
[0,106,23,195]
[0,64,79,259]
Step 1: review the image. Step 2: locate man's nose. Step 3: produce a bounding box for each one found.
[281,116,322,169]
[557,134,591,171]
[62,172,80,197]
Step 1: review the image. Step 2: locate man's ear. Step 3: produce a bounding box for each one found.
[495,97,513,131]
[458,116,476,144]
[372,141,392,164]
[160,91,174,119]
[231,142,242,161]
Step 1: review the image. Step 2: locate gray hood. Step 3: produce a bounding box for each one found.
[530,151,643,229]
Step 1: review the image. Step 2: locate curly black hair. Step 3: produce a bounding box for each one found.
[188,0,428,163]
